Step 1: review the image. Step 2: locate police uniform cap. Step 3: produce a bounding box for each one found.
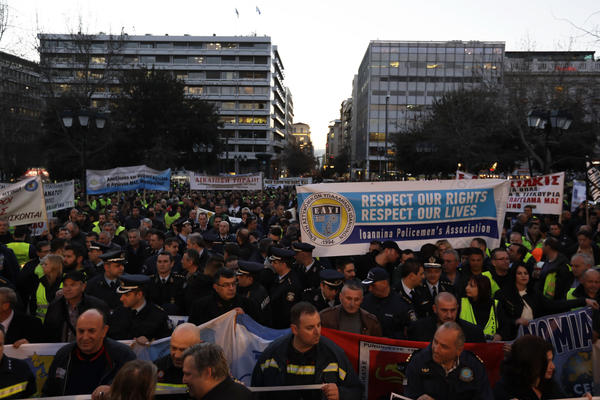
[100,250,127,264]
[269,247,296,261]
[88,242,102,251]
[423,256,442,269]
[95,242,111,252]
[292,242,315,253]
[319,269,344,287]
[174,218,191,227]
[236,260,264,275]
[63,270,87,283]
[117,273,150,294]
[362,267,390,285]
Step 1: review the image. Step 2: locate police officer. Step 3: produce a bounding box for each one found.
[292,242,324,290]
[236,260,271,326]
[85,251,126,311]
[414,259,454,317]
[146,252,186,315]
[302,269,344,311]
[0,326,35,399]
[396,258,429,318]
[108,274,172,343]
[361,267,415,339]
[268,247,303,329]
[188,268,260,325]
[405,322,493,400]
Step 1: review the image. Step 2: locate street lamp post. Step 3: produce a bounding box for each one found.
[384,93,390,180]
[61,109,106,197]
[526,109,572,174]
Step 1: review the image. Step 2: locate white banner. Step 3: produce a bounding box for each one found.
[190,173,263,191]
[297,179,510,256]
[507,172,564,215]
[0,177,47,226]
[264,177,312,188]
[45,180,75,213]
[571,180,587,211]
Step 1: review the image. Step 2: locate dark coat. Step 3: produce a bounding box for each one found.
[188,292,260,325]
[0,355,35,399]
[42,338,136,396]
[407,315,486,343]
[202,376,252,400]
[146,273,186,315]
[108,301,171,340]
[4,312,43,344]
[43,294,109,342]
[85,274,122,311]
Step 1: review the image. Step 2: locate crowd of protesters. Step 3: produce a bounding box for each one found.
[0,185,597,398]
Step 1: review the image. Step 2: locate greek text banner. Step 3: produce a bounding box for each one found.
[297,180,509,256]
[0,177,47,226]
[86,165,171,194]
[518,307,593,397]
[507,172,564,215]
[45,180,75,213]
[190,172,262,191]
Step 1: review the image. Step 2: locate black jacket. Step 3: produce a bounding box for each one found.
[495,286,586,340]
[4,312,43,344]
[251,334,362,400]
[407,315,486,343]
[108,301,171,340]
[362,291,416,339]
[202,376,252,400]
[85,275,122,311]
[0,355,35,399]
[42,338,136,396]
[188,292,260,325]
[43,294,109,342]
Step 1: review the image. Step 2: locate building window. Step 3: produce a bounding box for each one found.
[254,56,268,64]
[207,86,221,95]
[185,86,203,95]
[205,56,220,64]
[91,56,106,64]
[173,56,188,64]
[188,72,204,79]
[156,55,170,63]
[140,42,154,48]
[156,42,172,49]
[239,56,253,64]
[222,56,236,64]
[207,42,222,50]
[220,116,236,124]
[206,71,221,80]
[221,102,236,110]
[222,71,237,80]
[189,56,204,64]
[140,56,156,64]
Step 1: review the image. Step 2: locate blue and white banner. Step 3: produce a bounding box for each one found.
[86,165,171,194]
[296,179,510,256]
[518,307,594,397]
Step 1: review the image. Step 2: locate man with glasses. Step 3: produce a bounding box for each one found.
[188,268,259,325]
[441,250,462,287]
[482,248,512,296]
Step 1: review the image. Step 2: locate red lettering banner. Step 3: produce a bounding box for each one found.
[321,328,504,399]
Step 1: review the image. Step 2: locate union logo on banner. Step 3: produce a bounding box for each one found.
[300,192,355,246]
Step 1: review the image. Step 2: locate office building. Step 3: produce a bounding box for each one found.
[37,33,291,176]
[352,40,504,178]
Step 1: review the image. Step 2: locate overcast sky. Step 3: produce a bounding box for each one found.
[2,0,599,151]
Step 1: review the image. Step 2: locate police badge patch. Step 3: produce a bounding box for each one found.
[286,292,295,302]
[459,367,474,382]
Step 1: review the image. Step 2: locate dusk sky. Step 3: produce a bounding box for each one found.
[2,0,599,151]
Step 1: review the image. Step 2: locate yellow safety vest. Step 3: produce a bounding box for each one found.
[481,271,500,297]
[35,281,63,321]
[164,212,180,230]
[459,297,498,336]
[115,225,126,236]
[543,264,572,299]
[92,221,101,234]
[5,242,31,267]
[0,381,28,399]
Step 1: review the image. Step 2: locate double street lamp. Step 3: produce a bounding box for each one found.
[526,109,573,174]
[61,109,107,197]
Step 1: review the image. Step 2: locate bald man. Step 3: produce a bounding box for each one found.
[155,323,203,384]
[43,309,136,397]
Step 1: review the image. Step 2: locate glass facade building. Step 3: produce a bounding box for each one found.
[353,40,505,178]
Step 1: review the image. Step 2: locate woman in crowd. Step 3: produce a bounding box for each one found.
[495,264,596,340]
[459,274,509,341]
[108,360,157,400]
[494,335,567,399]
[30,254,63,321]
